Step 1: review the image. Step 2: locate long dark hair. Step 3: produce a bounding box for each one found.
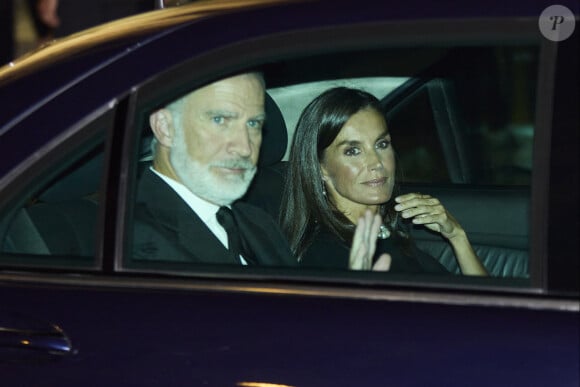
[280,87,407,260]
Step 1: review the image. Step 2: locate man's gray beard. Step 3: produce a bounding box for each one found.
[170,140,256,206]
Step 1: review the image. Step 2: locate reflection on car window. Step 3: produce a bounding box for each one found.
[0,144,103,266]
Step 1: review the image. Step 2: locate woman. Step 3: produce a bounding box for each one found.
[280,87,487,275]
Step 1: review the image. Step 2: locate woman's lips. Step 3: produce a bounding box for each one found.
[362,177,387,187]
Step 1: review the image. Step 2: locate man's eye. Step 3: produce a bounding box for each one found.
[247,119,263,129]
[212,116,225,124]
[344,147,360,156]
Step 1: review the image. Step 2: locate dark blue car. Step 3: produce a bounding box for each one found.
[1,1,578,386]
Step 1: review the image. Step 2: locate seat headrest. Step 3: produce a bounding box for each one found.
[259,92,287,166]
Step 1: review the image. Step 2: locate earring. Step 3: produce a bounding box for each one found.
[322,181,327,196]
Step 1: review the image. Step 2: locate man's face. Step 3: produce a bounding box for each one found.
[170,74,265,205]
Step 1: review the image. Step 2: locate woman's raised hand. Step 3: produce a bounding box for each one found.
[349,210,391,271]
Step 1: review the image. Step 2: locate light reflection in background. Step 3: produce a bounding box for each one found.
[237,382,296,387]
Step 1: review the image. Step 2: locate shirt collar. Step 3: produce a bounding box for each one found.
[150,167,223,224]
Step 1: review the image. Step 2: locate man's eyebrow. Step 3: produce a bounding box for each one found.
[204,110,238,118]
[203,111,266,121]
[251,113,266,121]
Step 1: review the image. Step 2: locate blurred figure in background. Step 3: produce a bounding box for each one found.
[3,0,154,64]
[5,0,184,65]
[34,0,153,39]
[162,0,195,6]
[0,1,15,64]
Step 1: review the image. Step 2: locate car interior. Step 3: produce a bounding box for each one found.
[244,84,530,278]
[1,147,103,259]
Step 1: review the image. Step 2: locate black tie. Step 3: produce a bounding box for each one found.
[216,206,243,264]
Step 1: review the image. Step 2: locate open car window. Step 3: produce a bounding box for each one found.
[122,21,545,292]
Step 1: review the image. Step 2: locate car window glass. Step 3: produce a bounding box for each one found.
[0,139,105,269]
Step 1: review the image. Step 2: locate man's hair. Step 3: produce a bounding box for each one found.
[149,71,265,158]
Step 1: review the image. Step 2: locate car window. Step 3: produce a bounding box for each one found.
[0,113,110,269]
[121,24,542,290]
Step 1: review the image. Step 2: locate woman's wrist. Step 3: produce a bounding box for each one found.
[443,227,468,243]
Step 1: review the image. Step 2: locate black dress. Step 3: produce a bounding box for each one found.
[300,225,449,273]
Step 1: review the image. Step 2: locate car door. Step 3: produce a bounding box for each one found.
[1,2,579,386]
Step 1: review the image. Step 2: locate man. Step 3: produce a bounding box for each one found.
[35,0,152,38]
[132,72,296,266]
[1,0,14,64]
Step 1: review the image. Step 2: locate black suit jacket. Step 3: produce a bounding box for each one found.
[132,169,296,267]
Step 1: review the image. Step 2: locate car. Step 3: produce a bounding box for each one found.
[0,0,578,386]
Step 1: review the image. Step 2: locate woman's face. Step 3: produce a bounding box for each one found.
[320,107,395,219]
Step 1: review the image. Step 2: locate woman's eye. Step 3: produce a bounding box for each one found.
[376,139,391,149]
[344,147,360,156]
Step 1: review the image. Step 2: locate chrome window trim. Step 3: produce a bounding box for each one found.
[0,272,578,312]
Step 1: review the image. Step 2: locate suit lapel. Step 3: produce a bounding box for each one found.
[175,210,234,265]
[232,203,296,267]
[139,169,233,264]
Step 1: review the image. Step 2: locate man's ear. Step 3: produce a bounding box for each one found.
[149,109,174,147]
